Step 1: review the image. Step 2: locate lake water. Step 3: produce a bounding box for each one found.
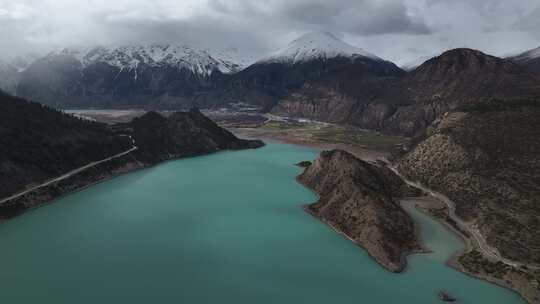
[0,143,525,303]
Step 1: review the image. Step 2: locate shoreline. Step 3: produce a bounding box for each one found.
[295,167,430,274]
[300,198,430,274]
[0,154,147,221]
[260,131,533,303]
[231,127,391,163]
[1,129,534,303]
[414,200,532,303]
[0,147,260,222]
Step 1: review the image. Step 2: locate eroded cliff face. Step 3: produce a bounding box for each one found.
[271,84,358,123]
[298,150,422,272]
[272,87,444,136]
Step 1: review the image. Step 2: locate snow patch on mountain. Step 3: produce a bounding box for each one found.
[48,44,245,76]
[259,32,381,64]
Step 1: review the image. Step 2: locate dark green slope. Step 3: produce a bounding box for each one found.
[0,91,132,198]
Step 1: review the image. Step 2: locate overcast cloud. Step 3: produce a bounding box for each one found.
[0,0,539,65]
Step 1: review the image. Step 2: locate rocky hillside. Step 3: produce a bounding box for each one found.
[389,48,540,135]
[273,48,540,136]
[298,150,422,272]
[397,99,540,265]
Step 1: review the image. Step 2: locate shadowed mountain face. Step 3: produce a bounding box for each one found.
[0,90,263,204]
[220,56,404,112]
[16,52,231,109]
[15,45,242,109]
[0,90,132,198]
[212,32,405,111]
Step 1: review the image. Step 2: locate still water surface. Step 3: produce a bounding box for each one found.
[0,143,524,303]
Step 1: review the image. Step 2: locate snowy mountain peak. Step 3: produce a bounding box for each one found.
[47,44,245,76]
[259,31,381,64]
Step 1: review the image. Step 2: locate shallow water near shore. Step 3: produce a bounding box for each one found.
[0,143,525,303]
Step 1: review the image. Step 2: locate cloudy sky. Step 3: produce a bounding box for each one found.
[0,0,539,65]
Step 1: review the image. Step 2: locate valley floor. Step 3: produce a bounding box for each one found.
[229,121,407,162]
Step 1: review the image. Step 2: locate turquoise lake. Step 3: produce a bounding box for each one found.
[0,143,525,303]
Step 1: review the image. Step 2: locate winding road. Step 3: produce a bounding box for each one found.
[386,164,538,270]
[0,135,138,205]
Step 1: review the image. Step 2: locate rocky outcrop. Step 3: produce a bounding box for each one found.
[298,150,423,272]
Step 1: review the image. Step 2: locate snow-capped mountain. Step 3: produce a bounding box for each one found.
[17,43,251,108]
[509,46,540,74]
[259,32,381,64]
[401,56,432,72]
[224,32,403,112]
[47,44,244,76]
[14,35,403,111]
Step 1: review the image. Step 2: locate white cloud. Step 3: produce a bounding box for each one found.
[0,0,538,63]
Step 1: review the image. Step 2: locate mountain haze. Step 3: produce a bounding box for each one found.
[509,46,540,74]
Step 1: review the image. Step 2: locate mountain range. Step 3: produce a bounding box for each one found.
[2,32,540,137]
